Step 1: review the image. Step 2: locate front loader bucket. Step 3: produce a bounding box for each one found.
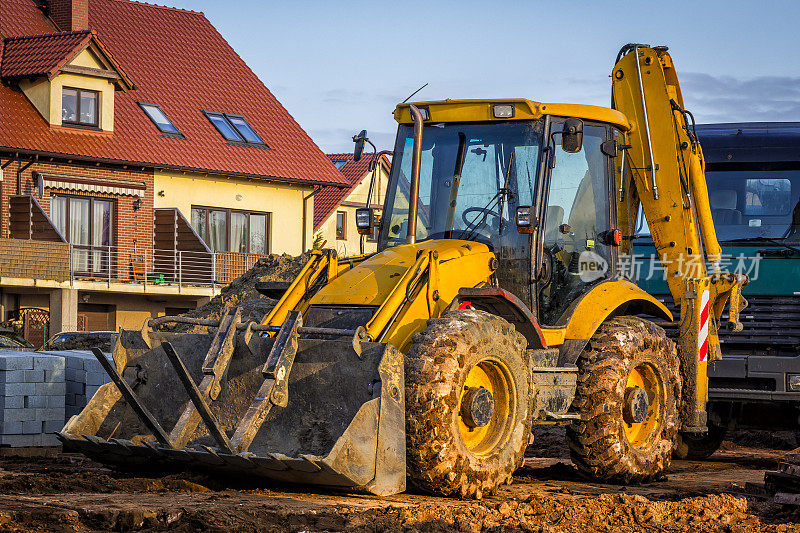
[58,313,406,496]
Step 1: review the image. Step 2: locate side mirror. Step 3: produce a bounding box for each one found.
[353,130,367,161]
[561,118,584,153]
[355,207,373,235]
[516,206,535,234]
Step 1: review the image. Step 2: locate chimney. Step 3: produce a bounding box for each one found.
[49,0,89,32]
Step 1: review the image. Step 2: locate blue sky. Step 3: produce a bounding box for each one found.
[161,1,800,153]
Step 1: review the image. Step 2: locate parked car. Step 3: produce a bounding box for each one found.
[44,331,119,354]
[0,329,34,349]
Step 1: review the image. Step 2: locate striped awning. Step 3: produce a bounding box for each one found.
[35,172,146,197]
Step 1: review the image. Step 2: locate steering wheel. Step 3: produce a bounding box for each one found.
[461,206,501,234]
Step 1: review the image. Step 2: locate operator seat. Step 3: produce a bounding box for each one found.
[709,189,743,225]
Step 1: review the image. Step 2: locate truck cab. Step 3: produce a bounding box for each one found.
[635,122,800,445]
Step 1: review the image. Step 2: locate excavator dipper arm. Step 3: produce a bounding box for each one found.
[611,44,748,431]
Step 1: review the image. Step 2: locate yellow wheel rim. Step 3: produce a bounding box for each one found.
[458,358,516,456]
[623,363,663,447]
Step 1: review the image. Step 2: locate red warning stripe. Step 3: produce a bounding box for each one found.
[698,289,710,362]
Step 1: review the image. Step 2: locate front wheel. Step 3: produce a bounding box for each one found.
[405,309,533,499]
[567,317,681,483]
[674,424,727,460]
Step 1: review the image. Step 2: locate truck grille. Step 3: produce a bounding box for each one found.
[654,294,800,355]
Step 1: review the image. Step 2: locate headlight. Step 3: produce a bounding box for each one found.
[355,207,373,235]
[493,104,515,119]
[516,206,534,234]
[788,374,800,392]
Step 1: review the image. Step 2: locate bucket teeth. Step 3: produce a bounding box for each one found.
[60,315,407,496]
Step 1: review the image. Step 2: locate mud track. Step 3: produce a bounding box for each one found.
[0,430,799,532]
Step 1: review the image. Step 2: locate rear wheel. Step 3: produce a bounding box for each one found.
[674,424,727,460]
[405,309,533,498]
[566,317,680,483]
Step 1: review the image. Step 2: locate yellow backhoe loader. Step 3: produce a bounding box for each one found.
[59,44,748,499]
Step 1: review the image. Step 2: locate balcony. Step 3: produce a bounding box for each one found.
[0,237,269,292]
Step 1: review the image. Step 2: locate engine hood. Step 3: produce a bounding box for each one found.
[309,240,495,308]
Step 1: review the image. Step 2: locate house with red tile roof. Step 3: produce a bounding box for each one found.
[314,152,390,257]
[0,0,346,340]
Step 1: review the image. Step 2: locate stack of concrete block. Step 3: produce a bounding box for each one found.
[57,351,112,421]
[0,351,65,447]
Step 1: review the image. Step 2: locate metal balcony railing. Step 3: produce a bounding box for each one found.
[0,238,270,289]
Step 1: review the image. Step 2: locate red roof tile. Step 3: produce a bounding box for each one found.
[0,0,346,186]
[314,152,386,230]
[1,30,91,78]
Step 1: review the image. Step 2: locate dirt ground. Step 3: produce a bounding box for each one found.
[0,429,799,532]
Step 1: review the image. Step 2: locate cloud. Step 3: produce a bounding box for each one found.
[680,73,800,123]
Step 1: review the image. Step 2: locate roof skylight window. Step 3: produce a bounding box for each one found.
[203,111,267,147]
[138,103,182,137]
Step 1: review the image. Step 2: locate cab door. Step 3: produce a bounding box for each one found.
[536,120,618,326]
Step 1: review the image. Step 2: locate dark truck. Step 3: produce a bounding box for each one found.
[635,122,800,458]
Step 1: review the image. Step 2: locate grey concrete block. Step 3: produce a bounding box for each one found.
[2,408,37,422]
[0,354,34,371]
[1,420,22,434]
[86,373,109,386]
[0,382,36,396]
[48,395,66,408]
[65,406,82,419]
[65,368,82,382]
[1,395,24,409]
[65,356,84,370]
[0,433,40,447]
[66,381,84,395]
[85,386,100,398]
[43,419,64,433]
[28,395,47,409]
[36,408,64,422]
[40,433,60,446]
[23,370,45,383]
[0,370,26,383]
[22,420,43,434]
[35,382,66,396]
[34,356,64,371]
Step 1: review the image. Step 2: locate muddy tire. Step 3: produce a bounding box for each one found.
[405,309,533,498]
[674,425,726,460]
[566,316,680,483]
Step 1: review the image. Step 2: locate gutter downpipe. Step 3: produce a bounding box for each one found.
[407,105,424,245]
[302,186,321,252]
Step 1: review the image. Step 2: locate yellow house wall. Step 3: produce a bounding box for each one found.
[18,78,51,122]
[49,73,115,131]
[315,166,389,257]
[154,170,314,255]
[70,48,104,69]
[17,292,204,332]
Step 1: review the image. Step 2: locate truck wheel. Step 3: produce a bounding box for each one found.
[674,425,726,460]
[405,309,533,499]
[566,316,680,483]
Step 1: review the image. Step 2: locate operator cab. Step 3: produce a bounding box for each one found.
[368,99,628,325]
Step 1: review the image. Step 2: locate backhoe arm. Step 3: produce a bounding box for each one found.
[611,44,748,432]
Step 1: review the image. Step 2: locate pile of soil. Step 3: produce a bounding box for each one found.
[160,253,310,330]
[45,332,117,353]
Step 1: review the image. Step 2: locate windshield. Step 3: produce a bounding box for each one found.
[706,169,800,241]
[635,168,800,243]
[379,120,543,248]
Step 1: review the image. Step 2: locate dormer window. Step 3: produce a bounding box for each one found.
[62,87,98,127]
[138,102,183,137]
[203,111,267,147]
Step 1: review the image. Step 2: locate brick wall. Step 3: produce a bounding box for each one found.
[0,160,154,281]
[49,0,89,32]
